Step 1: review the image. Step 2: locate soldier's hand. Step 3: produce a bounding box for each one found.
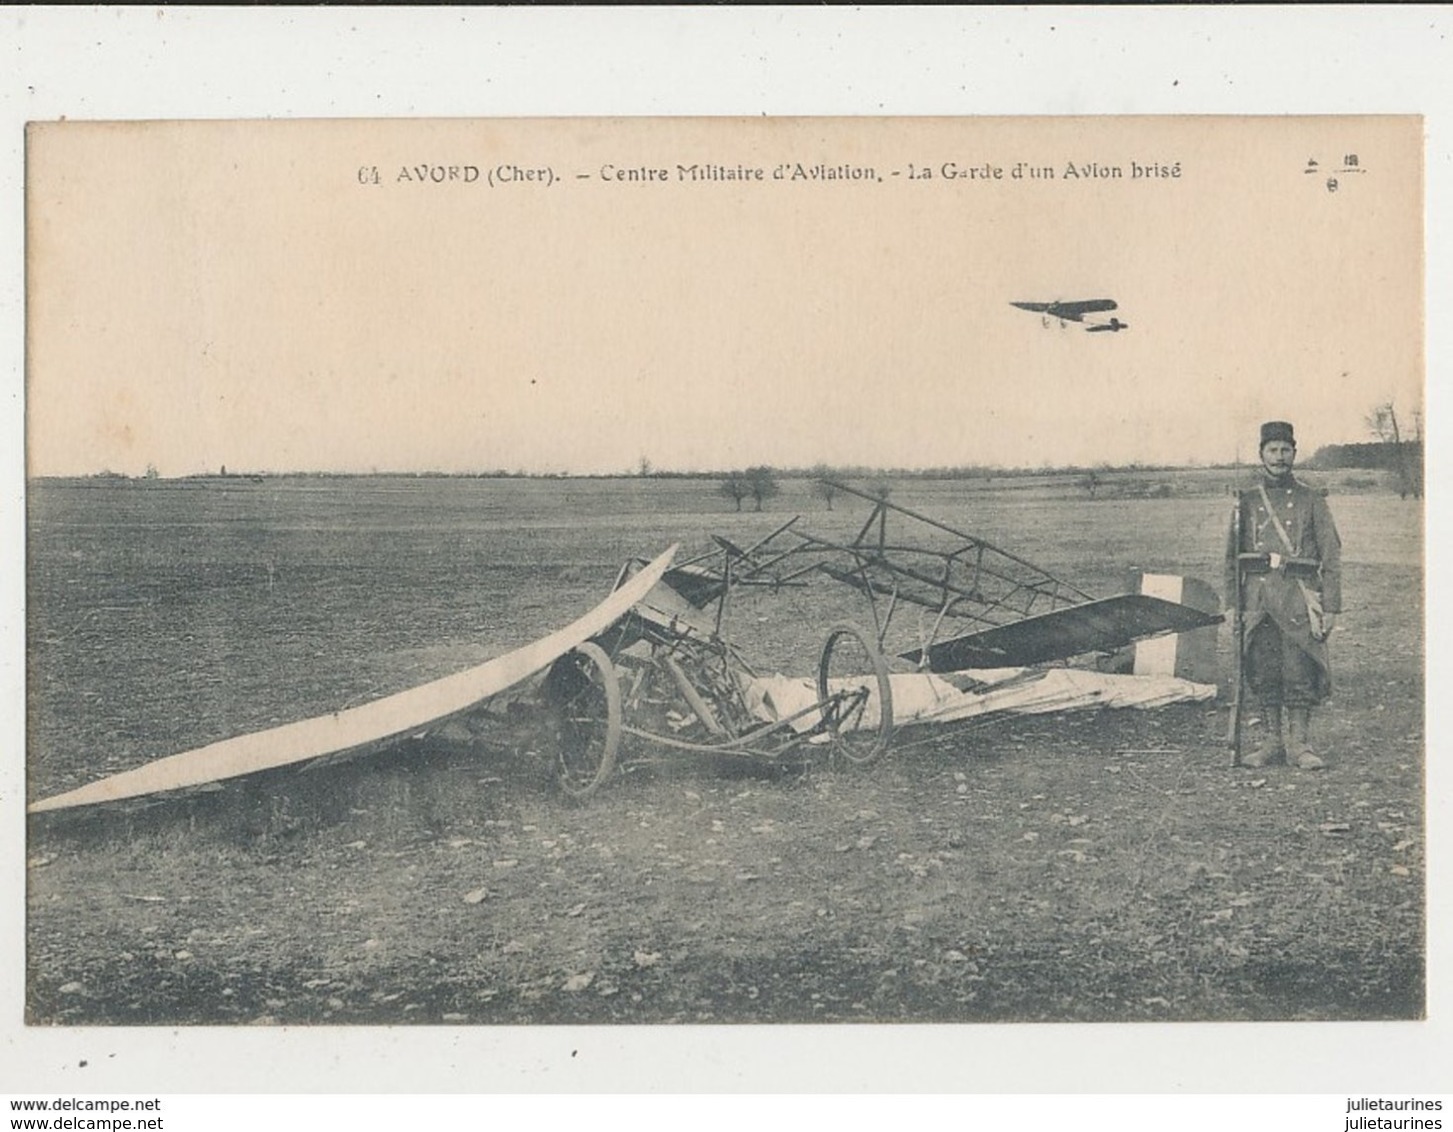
[1320,612,1337,635]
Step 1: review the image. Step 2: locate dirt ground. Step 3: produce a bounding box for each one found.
[24,473,1424,1025]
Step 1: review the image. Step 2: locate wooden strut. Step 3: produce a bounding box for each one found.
[621,689,849,757]
[659,653,727,735]
[857,555,1050,619]
[791,521,1090,619]
[821,479,1096,598]
[818,556,1058,630]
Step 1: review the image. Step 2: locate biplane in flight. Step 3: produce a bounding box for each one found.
[1012,298,1128,332]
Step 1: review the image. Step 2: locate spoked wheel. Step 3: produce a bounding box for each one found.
[816,621,894,766]
[545,640,622,801]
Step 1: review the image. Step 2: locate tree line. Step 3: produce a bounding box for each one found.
[1306,399,1423,499]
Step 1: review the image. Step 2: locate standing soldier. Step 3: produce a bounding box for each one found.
[1226,421,1343,769]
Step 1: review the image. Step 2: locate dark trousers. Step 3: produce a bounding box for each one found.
[1245,619,1321,709]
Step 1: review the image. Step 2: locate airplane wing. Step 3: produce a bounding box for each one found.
[1012,299,1118,322]
[898,593,1222,672]
[1051,299,1117,321]
[659,563,728,608]
[27,544,680,813]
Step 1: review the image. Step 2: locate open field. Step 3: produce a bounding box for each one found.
[25,472,1424,1024]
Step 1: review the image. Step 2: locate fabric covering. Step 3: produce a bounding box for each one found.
[741,667,1217,735]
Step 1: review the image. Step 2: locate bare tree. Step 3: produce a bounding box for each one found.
[719,471,748,512]
[1367,399,1423,499]
[811,464,838,510]
[1366,400,1401,446]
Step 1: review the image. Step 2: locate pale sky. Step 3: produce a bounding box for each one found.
[27,116,1423,477]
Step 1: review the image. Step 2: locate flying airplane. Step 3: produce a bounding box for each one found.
[1086,317,1129,333]
[1011,299,1124,331]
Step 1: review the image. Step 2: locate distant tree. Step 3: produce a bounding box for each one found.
[745,465,780,512]
[1367,399,1423,499]
[637,456,654,477]
[719,471,749,512]
[811,464,838,510]
[144,463,159,480]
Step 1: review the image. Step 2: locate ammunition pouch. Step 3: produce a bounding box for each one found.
[1237,553,1320,580]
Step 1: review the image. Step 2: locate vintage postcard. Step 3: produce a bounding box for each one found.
[19,113,1429,1085]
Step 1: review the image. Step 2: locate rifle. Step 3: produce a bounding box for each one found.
[1226,494,1246,766]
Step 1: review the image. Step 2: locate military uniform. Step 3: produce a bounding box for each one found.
[1225,474,1342,701]
[1225,421,1342,768]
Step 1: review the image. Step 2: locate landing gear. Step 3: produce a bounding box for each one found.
[545,641,622,801]
[816,622,894,766]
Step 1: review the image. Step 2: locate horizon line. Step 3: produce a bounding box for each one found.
[28,457,1386,483]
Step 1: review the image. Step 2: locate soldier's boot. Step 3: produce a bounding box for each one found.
[1241,706,1286,768]
[1288,706,1325,770]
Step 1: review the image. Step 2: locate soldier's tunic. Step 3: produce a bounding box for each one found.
[1224,474,1342,705]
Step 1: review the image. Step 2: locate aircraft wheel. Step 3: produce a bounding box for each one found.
[816,621,894,766]
[546,641,622,801]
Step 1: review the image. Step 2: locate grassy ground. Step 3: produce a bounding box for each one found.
[25,473,1424,1024]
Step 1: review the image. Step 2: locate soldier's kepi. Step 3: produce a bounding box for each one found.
[1225,420,1343,769]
